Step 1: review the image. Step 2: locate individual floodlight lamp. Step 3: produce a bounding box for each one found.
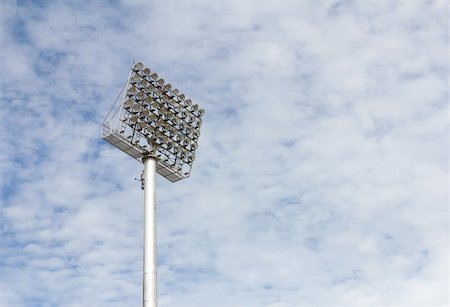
[101,61,205,307]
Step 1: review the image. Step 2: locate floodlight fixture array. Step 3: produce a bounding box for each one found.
[101,61,205,307]
[102,61,205,182]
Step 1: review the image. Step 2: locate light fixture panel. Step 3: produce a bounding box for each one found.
[102,61,205,182]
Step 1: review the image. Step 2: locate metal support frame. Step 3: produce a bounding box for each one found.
[143,156,157,307]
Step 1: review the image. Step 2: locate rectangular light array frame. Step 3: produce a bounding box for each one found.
[102,62,204,182]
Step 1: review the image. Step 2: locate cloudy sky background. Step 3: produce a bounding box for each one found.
[0,0,448,306]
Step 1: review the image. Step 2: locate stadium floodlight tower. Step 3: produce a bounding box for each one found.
[101,61,205,307]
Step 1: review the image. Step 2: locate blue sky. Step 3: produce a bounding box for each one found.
[0,0,448,306]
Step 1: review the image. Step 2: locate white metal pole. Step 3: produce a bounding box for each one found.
[143,156,157,307]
